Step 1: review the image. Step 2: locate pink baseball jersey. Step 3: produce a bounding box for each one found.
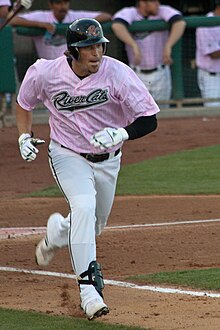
[18,10,102,59]
[196,12,220,73]
[113,5,182,69]
[0,0,11,5]
[17,55,160,153]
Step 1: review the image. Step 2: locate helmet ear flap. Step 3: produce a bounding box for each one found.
[102,43,107,55]
[69,47,80,60]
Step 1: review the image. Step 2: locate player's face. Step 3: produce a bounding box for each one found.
[138,0,160,16]
[49,0,70,22]
[73,44,104,77]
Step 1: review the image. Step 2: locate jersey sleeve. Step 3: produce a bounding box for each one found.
[158,5,182,23]
[0,0,11,5]
[112,7,136,25]
[17,10,47,20]
[17,62,41,111]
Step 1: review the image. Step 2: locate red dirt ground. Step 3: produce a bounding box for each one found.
[1,116,220,329]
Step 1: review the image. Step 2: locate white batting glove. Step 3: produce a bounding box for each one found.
[20,0,32,9]
[91,127,129,150]
[18,133,45,162]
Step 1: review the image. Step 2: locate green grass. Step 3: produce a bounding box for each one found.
[116,145,220,195]
[127,268,220,291]
[0,308,145,330]
[28,185,61,197]
[28,145,220,197]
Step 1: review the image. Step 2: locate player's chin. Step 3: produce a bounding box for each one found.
[88,63,100,73]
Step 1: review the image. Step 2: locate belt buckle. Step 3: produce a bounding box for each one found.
[85,153,93,161]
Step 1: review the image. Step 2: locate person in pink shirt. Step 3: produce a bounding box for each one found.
[10,0,111,59]
[112,0,186,106]
[16,18,159,320]
[196,0,220,107]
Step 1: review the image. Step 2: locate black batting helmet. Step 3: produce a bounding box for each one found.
[66,18,109,60]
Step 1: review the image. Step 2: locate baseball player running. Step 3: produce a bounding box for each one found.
[16,18,160,320]
[112,0,186,105]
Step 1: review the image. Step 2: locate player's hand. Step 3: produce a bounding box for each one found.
[91,127,128,150]
[132,43,141,66]
[18,133,45,162]
[163,44,173,66]
[20,0,32,9]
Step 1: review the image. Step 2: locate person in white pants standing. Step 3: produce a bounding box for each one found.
[16,18,160,320]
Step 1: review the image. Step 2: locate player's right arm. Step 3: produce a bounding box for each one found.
[0,6,9,19]
[111,21,141,65]
[16,58,46,162]
[16,103,32,136]
[16,104,45,162]
[209,50,220,59]
[0,0,11,19]
[94,12,112,23]
[10,16,55,33]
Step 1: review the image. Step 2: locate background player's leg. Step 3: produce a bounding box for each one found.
[198,68,220,107]
[137,67,171,107]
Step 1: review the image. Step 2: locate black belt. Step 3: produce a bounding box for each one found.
[61,145,120,163]
[133,65,165,74]
[209,72,217,76]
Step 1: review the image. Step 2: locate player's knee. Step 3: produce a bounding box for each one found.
[69,194,96,219]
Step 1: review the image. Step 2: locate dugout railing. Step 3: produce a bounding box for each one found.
[1,16,220,125]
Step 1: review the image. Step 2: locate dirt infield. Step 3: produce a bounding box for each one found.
[1,116,220,329]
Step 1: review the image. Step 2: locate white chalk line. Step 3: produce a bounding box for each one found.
[0,266,220,298]
[1,219,220,299]
[0,227,46,239]
[1,218,220,239]
[106,218,220,230]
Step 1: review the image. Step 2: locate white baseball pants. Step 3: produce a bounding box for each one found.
[47,140,121,276]
[135,65,172,107]
[197,68,220,107]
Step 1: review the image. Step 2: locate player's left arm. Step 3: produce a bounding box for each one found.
[163,16,186,65]
[94,12,112,23]
[91,115,157,150]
